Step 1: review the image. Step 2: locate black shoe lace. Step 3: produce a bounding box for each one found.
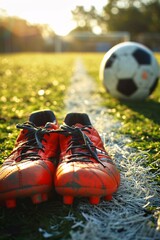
[13,122,51,161]
[60,125,106,168]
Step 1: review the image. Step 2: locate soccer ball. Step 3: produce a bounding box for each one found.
[100,42,159,100]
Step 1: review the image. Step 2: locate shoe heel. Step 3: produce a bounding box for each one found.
[6,199,16,208]
[105,195,112,201]
[63,195,74,205]
[31,193,48,204]
[89,196,100,205]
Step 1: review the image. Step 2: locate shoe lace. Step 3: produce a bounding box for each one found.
[60,125,106,168]
[13,122,51,161]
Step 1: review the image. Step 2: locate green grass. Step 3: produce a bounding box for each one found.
[0,52,160,239]
[0,53,86,240]
[0,53,76,161]
[82,53,160,178]
[0,197,84,240]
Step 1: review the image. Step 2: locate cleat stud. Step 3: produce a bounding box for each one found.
[32,193,43,204]
[6,199,16,208]
[63,196,74,205]
[89,196,100,205]
[42,193,48,202]
[105,195,112,201]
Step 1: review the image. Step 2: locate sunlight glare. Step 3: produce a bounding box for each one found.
[0,0,106,35]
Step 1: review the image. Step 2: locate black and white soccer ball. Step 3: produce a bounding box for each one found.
[100,42,159,100]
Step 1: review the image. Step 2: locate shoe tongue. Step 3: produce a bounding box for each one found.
[64,113,91,126]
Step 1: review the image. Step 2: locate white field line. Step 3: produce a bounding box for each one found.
[64,59,160,240]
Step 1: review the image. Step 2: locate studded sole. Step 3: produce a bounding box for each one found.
[0,185,52,208]
[62,194,113,205]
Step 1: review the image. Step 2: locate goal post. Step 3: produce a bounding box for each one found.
[54,31,130,52]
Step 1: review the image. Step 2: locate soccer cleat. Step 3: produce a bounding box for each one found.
[54,113,120,205]
[0,110,59,208]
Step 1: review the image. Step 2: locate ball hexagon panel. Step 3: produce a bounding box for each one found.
[113,55,138,79]
[134,65,155,88]
[130,88,150,100]
[103,68,118,92]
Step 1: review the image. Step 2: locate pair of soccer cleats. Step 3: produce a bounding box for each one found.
[0,110,120,208]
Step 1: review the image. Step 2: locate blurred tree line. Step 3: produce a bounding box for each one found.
[72,0,160,35]
[0,0,160,52]
[102,0,160,34]
[0,15,55,52]
[71,0,160,49]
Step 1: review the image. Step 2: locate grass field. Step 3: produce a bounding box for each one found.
[83,53,160,180]
[0,52,160,239]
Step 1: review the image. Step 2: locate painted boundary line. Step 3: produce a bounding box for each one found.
[64,58,160,240]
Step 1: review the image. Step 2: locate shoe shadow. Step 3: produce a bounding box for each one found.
[120,98,160,125]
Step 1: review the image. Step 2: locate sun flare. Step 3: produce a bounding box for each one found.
[0,0,106,35]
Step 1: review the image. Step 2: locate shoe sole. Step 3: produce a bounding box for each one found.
[0,185,52,208]
[55,186,114,205]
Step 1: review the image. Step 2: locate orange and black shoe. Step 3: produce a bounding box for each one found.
[54,113,120,205]
[0,110,59,208]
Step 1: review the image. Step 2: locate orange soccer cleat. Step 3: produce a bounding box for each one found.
[0,110,59,208]
[54,113,120,205]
